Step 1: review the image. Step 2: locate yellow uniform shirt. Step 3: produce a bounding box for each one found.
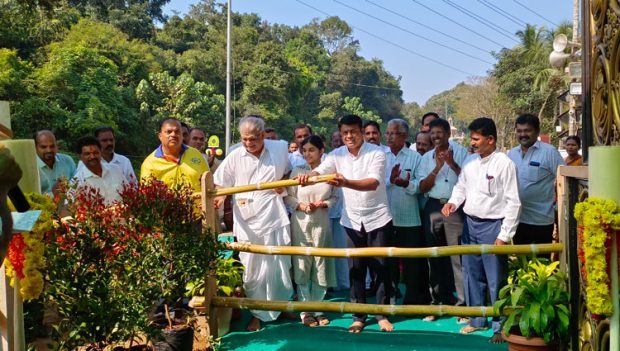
[140,145,209,193]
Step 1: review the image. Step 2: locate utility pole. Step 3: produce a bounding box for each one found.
[225,0,232,153]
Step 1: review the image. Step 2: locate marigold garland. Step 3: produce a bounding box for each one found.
[574,197,620,316]
[3,193,55,301]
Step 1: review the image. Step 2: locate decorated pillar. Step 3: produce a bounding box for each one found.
[589,146,620,351]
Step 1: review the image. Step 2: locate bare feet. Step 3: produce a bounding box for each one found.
[315,315,330,326]
[423,315,437,322]
[378,319,394,332]
[246,316,261,332]
[348,321,365,333]
[302,314,318,327]
[489,332,505,344]
[459,325,489,334]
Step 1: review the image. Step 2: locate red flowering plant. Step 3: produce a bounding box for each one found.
[45,179,222,350]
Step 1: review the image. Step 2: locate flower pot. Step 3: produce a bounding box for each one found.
[217,307,233,336]
[502,332,560,351]
[153,326,194,351]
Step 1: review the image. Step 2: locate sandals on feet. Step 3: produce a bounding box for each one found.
[348,321,365,333]
[303,314,318,327]
[315,315,330,326]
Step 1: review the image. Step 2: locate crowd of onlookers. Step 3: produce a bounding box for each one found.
[33,111,583,341]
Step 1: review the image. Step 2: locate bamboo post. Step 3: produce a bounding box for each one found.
[200,172,220,341]
[201,171,216,233]
[205,275,218,339]
[224,242,564,258]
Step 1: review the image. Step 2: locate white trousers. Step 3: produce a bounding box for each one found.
[240,226,293,322]
[298,283,327,320]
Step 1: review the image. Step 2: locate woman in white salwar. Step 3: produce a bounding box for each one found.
[285,135,337,327]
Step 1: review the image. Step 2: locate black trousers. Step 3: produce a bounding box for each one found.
[513,222,554,259]
[391,225,431,305]
[513,222,554,245]
[345,221,393,322]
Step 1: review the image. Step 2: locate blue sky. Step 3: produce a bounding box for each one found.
[163,0,574,105]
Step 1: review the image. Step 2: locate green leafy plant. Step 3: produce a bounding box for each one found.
[45,181,222,350]
[186,257,244,297]
[494,256,570,344]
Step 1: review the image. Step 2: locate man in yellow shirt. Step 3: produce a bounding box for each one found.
[141,118,209,193]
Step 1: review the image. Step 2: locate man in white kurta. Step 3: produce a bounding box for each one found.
[213,116,293,331]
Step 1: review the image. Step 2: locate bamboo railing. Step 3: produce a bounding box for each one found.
[190,297,508,317]
[225,242,564,258]
[198,171,566,339]
[209,174,337,197]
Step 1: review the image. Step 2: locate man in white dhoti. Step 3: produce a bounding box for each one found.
[213,116,293,331]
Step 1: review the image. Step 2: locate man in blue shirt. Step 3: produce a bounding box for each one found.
[507,114,565,245]
[35,130,76,197]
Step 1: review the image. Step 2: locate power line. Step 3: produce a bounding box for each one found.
[332,0,494,64]
[477,0,527,27]
[409,0,505,48]
[294,0,475,76]
[441,0,519,43]
[512,0,559,27]
[365,0,492,55]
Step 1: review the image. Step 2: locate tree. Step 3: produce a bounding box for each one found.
[136,71,225,136]
[0,49,32,100]
[308,16,358,55]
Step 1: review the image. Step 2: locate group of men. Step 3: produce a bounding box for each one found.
[32,111,564,342]
[33,118,222,205]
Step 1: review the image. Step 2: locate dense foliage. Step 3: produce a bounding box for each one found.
[1,0,403,158]
[45,182,221,350]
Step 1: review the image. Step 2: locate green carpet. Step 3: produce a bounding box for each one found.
[219,290,508,351]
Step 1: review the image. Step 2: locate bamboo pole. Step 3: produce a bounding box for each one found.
[211,297,503,317]
[201,171,217,233]
[224,242,564,258]
[210,174,337,197]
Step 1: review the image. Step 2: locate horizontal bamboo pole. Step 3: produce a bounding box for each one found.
[224,242,564,258]
[209,174,337,197]
[210,297,503,317]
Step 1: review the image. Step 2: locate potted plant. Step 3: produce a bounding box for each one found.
[493,256,570,351]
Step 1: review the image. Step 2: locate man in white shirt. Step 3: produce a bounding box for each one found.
[289,124,312,168]
[416,118,468,320]
[507,114,565,246]
[94,127,136,184]
[71,136,125,205]
[299,114,394,333]
[442,117,521,342]
[363,120,390,152]
[384,119,430,306]
[213,116,293,332]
